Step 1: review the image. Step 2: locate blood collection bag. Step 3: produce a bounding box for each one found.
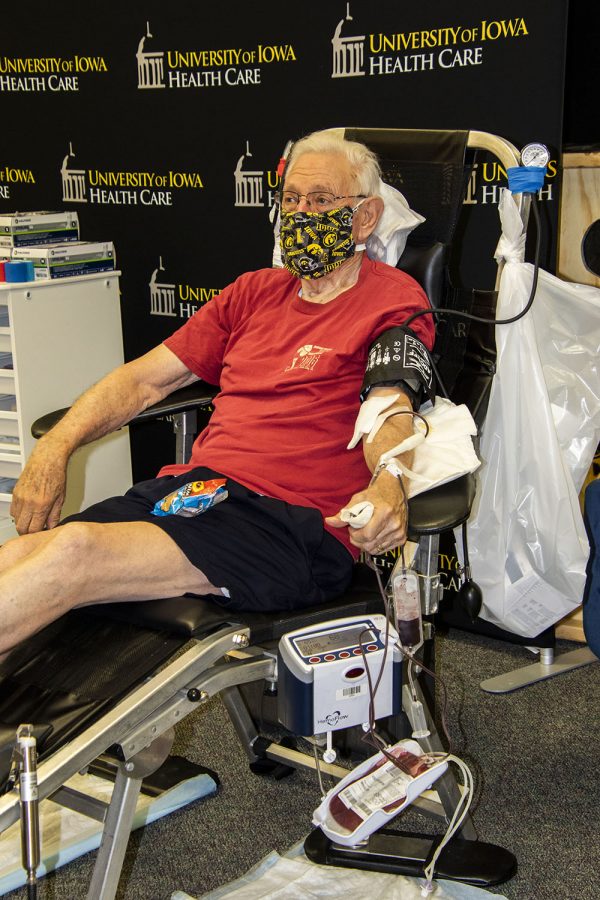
[312,738,448,846]
[392,569,423,650]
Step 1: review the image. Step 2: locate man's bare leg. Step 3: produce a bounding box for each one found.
[0,520,224,656]
[0,532,70,664]
[0,530,57,572]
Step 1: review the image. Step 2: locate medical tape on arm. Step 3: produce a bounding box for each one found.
[347,392,405,449]
[343,403,430,524]
[376,430,429,484]
[378,431,425,463]
[379,454,430,486]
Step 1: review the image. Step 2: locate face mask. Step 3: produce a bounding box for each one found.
[279,204,364,280]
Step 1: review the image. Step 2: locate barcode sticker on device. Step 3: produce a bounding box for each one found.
[337,684,366,700]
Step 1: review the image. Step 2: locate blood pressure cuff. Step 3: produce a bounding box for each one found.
[361,326,435,410]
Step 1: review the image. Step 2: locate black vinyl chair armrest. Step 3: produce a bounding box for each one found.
[407,473,476,537]
[132,381,218,422]
[31,381,218,439]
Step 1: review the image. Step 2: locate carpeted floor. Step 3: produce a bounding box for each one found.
[2,627,599,900]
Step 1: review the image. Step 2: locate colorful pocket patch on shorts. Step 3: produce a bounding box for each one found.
[151,478,228,517]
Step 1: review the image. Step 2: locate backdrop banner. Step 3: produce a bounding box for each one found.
[1,1,568,478]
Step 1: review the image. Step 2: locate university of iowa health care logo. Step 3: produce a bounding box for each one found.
[234,140,283,209]
[136,21,296,90]
[149,258,220,319]
[331,2,529,78]
[60,143,203,207]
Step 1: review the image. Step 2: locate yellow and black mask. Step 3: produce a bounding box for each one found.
[279,206,358,279]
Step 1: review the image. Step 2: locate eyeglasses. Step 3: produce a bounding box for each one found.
[274,190,367,212]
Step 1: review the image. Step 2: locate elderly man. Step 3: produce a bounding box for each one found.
[1,129,434,657]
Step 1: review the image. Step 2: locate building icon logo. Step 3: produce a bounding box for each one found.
[137,22,166,89]
[234,141,264,207]
[61,143,87,203]
[150,258,177,316]
[331,3,365,78]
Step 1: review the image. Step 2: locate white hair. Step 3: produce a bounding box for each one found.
[286,128,382,196]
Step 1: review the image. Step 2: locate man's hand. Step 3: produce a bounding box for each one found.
[326,469,407,555]
[10,439,69,534]
[9,345,198,535]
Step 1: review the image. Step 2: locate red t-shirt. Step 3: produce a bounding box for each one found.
[162,256,434,556]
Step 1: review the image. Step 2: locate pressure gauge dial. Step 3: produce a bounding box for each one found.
[521,142,550,167]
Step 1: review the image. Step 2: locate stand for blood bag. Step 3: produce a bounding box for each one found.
[274,610,516,886]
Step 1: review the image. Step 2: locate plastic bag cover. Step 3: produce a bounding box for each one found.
[467,190,600,637]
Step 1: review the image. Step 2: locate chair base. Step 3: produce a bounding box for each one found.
[304,826,517,887]
[480,646,598,693]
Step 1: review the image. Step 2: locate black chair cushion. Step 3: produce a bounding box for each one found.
[89,562,385,643]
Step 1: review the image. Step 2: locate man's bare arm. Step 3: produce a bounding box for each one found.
[326,386,416,555]
[11,344,198,534]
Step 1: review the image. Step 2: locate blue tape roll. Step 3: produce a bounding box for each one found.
[507,166,547,194]
[4,260,35,283]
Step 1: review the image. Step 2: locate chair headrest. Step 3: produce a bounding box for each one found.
[397,242,447,308]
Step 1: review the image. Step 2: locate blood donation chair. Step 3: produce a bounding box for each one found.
[0,128,525,898]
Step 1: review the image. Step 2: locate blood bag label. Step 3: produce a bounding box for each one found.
[339,761,412,820]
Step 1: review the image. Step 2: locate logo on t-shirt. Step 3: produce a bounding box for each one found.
[285,344,332,372]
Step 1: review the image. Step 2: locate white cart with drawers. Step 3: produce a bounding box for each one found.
[0,271,132,542]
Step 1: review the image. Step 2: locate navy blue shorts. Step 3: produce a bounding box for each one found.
[63,467,353,614]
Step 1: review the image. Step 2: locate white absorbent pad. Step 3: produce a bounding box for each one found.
[382,398,480,498]
[172,839,508,900]
[0,768,217,896]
